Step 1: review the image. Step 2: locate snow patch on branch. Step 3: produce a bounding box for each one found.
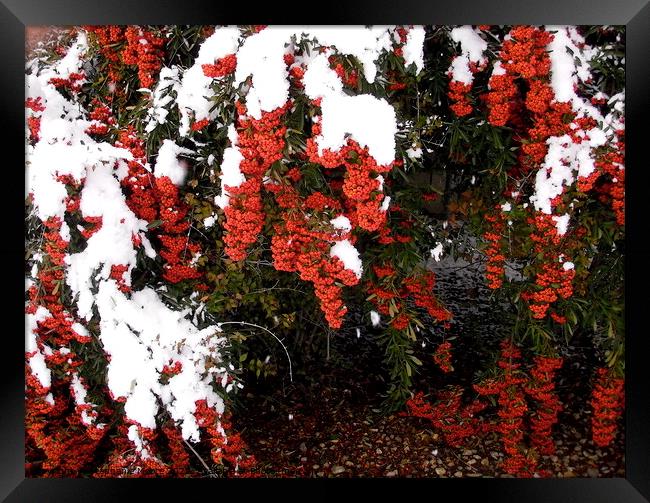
[153,139,194,186]
[530,26,624,224]
[330,239,363,279]
[26,32,235,443]
[26,306,53,389]
[404,26,426,74]
[214,146,245,209]
[176,27,241,136]
[448,26,487,85]
[145,66,181,133]
[96,281,229,441]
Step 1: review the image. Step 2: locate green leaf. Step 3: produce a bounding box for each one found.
[146,219,164,230]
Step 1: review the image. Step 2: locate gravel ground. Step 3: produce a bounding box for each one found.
[233,255,624,478]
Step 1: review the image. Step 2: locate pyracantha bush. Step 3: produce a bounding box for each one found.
[25,24,624,477]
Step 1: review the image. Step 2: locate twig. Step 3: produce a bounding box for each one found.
[449,447,480,474]
[183,438,217,477]
[218,321,293,383]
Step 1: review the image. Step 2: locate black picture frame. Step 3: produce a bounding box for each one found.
[3,1,649,501]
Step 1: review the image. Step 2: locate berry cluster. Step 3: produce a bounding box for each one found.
[306,135,393,233]
[524,355,564,455]
[520,213,575,319]
[269,185,359,329]
[433,341,454,373]
[590,367,624,447]
[474,340,537,477]
[223,102,290,261]
[202,53,238,78]
[403,388,488,448]
[85,26,166,89]
[483,207,506,289]
[122,26,166,89]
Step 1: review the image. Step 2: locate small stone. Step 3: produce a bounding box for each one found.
[386,470,398,477]
[300,457,307,462]
[435,467,446,476]
[376,448,383,454]
[312,465,319,470]
[587,467,599,477]
[299,442,307,452]
[481,458,490,467]
[454,471,463,477]
[332,465,345,475]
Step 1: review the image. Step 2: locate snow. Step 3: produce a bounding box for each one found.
[176,27,241,136]
[48,32,88,82]
[530,26,623,222]
[448,26,486,84]
[552,214,570,236]
[95,280,229,441]
[203,215,216,228]
[59,221,71,242]
[232,28,401,165]
[145,66,181,133]
[214,146,245,209]
[303,51,397,165]
[406,146,422,159]
[492,60,506,76]
[127,425,151,458]
[234,28,292,119]
[450,27,487,64]
[153,140,193,186]
[65,161,150,320]
[26,69,133,221]
[70,373,98,426]
[26,34,234,443]
[330,215,352,232]
[501,203,512,212]
[430,243,444,261]
[547,26,601,118]
[227,124,238,145]
[306,27,394,84]
[330,239,363,279]
[448,55,473,85]
[318,92,396,166]
[562,261,575,271]
[403,26,426,73]
[370,310,381,327]
[26,306,53,389]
